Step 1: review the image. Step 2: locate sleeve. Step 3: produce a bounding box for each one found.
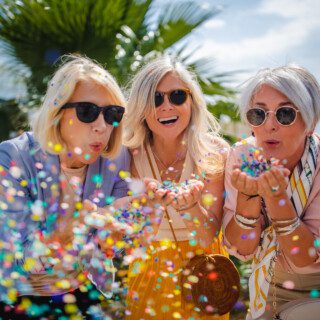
[222,146,257,261]
[111,146,130,199]
[79,242,115,299]
[0,141,48,302]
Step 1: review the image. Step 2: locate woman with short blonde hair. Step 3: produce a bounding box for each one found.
[32,54,125,159]
[0,55,130,318]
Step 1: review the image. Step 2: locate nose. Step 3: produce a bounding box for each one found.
[92,113,108,133]
[159,94,174,111]
[264,111,279,132]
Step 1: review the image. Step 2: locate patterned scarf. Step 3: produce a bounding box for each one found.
[249,134,320,319]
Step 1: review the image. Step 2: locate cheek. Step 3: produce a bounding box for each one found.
[145,114,158,130]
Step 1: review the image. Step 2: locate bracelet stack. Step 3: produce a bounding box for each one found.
[234,212,260,229]
[272,216,301,236]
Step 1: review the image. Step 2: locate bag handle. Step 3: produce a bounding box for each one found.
[144,142,184,260]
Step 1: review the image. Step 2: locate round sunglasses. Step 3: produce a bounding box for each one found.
[155,89,191,107]
[246,106,300,127]
[61,102,125,125]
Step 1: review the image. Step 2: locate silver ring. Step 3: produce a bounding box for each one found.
[271,185,280,192]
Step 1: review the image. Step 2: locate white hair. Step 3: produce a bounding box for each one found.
[124,55,228,176]
[239,64,320,132]
[32,54,125,159]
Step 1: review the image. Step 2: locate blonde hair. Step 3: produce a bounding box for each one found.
[124,55,228,176]
[32,54,125,159]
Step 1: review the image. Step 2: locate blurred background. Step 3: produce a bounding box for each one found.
[0,0,319,318]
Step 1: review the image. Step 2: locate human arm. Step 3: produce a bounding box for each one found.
[223,147,263,259]
[258,167,319,268]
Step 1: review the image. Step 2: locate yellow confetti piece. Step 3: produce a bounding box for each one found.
[188,275,199,283]
[173,289,181,295]
[77,273,87,282]
[7,288,18,302]
[106,237,114,246]
[64,303,78,314]
[20,297,32,310]
[160,239,172,247]
[115,241,126,249]
[202,193,215,206]
[23,258,36,271]
[292,235,299,241]
[20,180,28,187]
[53,143,63,153]
[119,170,130,179]
[8,219,17,228]
[75,202,83,210]
[56,279,71,289]
[2,278,13,287]
[173,311,182,318]
[69,119,73,125]
[132,200,140,208]
[0,165,3,172]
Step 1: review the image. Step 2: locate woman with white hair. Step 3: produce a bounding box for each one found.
[0,55,131,319]
[223,65,320,319]
[124,56,230,319]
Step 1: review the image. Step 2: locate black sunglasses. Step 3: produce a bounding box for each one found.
[155,89,191,107]
[246,106,300,127]
[61,102,125,125]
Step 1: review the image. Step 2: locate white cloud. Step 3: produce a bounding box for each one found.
[202,18,226,29]
[190,0,320,86]
[257,0,320,18]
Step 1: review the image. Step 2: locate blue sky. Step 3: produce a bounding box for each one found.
[1,0,319,108]
[187,0,320,87]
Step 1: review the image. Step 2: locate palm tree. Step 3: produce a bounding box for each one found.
[0,0,239,140]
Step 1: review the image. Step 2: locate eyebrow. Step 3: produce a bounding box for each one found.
[253,101,293,108]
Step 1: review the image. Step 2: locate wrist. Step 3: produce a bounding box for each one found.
[177,201,198,212]
[234,212,260,229]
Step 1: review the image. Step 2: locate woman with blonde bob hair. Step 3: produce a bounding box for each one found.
[0,55,131,319]
[124,55,230,319]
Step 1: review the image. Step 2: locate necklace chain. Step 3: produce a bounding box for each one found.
[151,148,185,171]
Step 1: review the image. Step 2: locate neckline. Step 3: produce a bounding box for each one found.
[146,143,190,183]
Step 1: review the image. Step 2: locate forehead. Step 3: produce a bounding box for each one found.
[157,72,188,90]
[70,80,113,103]
[251,84,292,105]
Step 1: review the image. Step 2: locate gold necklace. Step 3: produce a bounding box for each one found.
[151,148,185,170]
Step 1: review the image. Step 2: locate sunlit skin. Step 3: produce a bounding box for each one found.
[51,81,124,250]
[59,81,114,168]
[251,84,307,171]
[137,72,225,246]
[226,84,317,267]
[145,72,192,148]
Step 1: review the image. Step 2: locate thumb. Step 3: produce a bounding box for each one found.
[83,199,97,212]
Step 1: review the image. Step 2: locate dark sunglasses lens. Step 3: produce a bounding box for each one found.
[169,90,187,105]
[76,104,100,123]
[155,92,164,107]
[104,106,125,125]
[246,108,266,126]
[276,107,296,125]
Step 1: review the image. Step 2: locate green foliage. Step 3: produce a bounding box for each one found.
[0,0,237,141]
